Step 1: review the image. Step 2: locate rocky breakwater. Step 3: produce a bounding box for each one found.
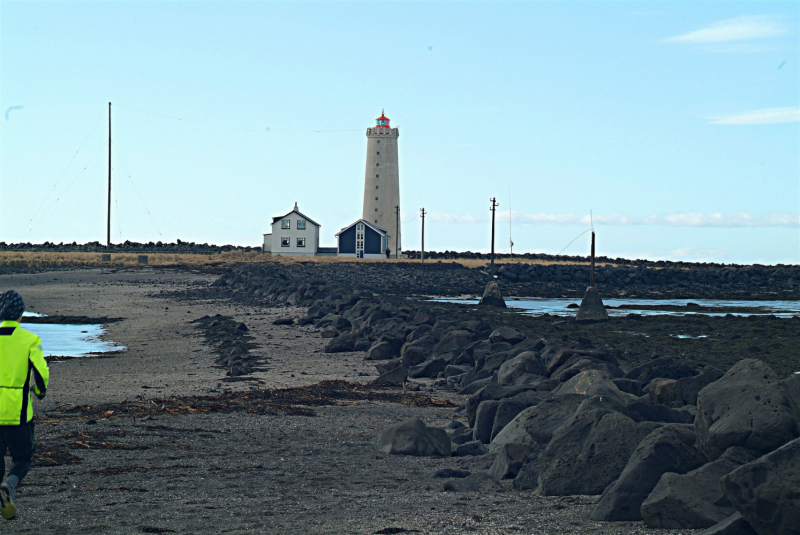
[209,260,800,304]
[192,315,265,379]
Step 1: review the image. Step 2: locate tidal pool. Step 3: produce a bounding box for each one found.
[20,313,126,358]
[428,297,800,318]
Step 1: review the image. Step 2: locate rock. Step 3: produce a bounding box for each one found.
[374,359,402,375]
[591,425,705,521]
[408,358,447,379]
[625,357,698,386]
[695,359,799,459]
[407,324,433,342]
[433,330,473,358]
[641,446,760,529]
[455,440,488,457]
[613,378,643,397]
[575,286,609,322]
[697,513,758,535]
[491,393,543,442]
[513,447,544,490]
[324,333,355,353]
[434,468,471,478]
[331,316,352,331]
[376,418,451,456]
[546,348,616,377]
[647,378,678,405]
[489,407,537,453]
[400,335,437,367]
[365,341,396,361]
[720,437,800,535]
[411,311,436,326]
[473,401,501,444]
[443,472,504,492]
[371,365,408,387]
[353,338,372,352]
[450,427,474,445]
[497,352,545,386]
[272,317,294,325]
[321,327,339,339]
[556,370,628,407]
[489,443,532,480]
[551,357,624,383]
[488,327,526,345]
[537,410,654,496]
[478,281,506,308]
[627,401,694,424]
[466,384,540,427]
[673,366,725,406]
[781,373,800,421]
[522,394,586,445]
[443,364,471,378]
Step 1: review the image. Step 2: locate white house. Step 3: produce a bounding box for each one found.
[263,203,333,256]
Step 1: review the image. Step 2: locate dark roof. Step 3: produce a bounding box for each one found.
[271,207,320,227]
[335,219,389,237]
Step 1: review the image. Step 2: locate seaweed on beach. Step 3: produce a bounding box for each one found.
[46,380,457,422]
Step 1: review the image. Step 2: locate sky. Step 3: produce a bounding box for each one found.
[1,1,798,264]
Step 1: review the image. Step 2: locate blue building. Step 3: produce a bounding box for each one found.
[336,219,390,259]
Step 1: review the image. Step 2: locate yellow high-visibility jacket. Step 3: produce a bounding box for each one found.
[0,320,49,426]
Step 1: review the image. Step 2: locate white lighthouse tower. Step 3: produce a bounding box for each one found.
[362,111,400,257]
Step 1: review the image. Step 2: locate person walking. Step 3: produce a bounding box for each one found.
[0,290,49,521]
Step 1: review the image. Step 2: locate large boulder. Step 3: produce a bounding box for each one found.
[497,352,545,386]
[512,446,545,490]
[695,359,799,459]
[473,400,502,444]
[408,358,447,379]
[324,332,356,353]
[672,366,725,406]
[466,384,538,427]
[591,424,705,521]
[556,370,628,407]
[478,281,506,308]
[489,443,533,480]
[627,401,694,424]
[488,327,526,345]
[781,373,800,420]
[575,286,609,322]
[365,341,396,361]
[371,365,408,387]
[641,446,759,529]
[522,394,586,445]
[625,356,698,386]
[536,410,653,496]
[490,392,544,442]
[698,513,758,535]
[375,418,451,456]
[432,329,473,358]
[488,407,537,453]
[720,437,800,535]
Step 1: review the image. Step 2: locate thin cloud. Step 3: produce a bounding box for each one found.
[429,211,800,228]
[710,107,800,125]
[664,15,788,44]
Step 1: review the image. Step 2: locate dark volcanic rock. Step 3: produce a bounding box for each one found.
[371,365,408,387]
[443,472,503,492]
[488,326,526,345]
[497,352,545,386]
[522,394,586,445]
[720,437,800,535]
[627,401,694,424]
[408,358,447,379]
[591,424,705,521]
[365,341,396,361]
[376,418,450,456]
[454,440,488,457]
[478,281,506,308]
[697,513,758,535]
[695,359,799,459]
[641,446,759,529]
[489,442,533,480]
[272,317,294,325]
[324,333,356,353]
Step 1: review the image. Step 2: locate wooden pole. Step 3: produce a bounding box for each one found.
[420,208,426,263]
[395,205,400,259]
[590,231,596,287]
[107,102,112,249]
[490,197,498,274]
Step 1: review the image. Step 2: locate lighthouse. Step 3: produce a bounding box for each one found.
[362,111,400,257]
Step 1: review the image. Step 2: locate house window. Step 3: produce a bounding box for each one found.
[375,197,378,200]
[356,224,365,254]
[375,220,378,223]
[376,163,379,167]
[281,220,290,229]
[281,237,290,247]
[377,152,380,155]
[297,237,306,247]
[375,186,379,189]
[377,140,380,143]
[297,220,306,230]
[375,208,378,212]
[376,174,379,178]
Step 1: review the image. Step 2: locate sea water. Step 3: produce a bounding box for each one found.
[20,313,126,358]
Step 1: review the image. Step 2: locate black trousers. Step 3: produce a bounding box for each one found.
[0,421,35,483]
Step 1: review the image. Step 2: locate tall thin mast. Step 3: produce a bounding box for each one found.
[107,102,112,248]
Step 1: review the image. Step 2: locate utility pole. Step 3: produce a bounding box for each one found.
[420,207,426,263]
[590,231,596,287]
[394,205,400,259]
[107,102,112,249]
[490,197,498,274]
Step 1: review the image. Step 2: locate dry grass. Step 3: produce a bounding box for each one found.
[0,251,596,269]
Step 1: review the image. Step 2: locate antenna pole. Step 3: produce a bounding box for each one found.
[590,231,596,287]
[107,102,112,249]
[395,205,400,259]
[508,189,513,257]
[420,208,426,263]
[490,197,498,275]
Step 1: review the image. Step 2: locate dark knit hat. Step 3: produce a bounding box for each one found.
[0,290,25,321]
